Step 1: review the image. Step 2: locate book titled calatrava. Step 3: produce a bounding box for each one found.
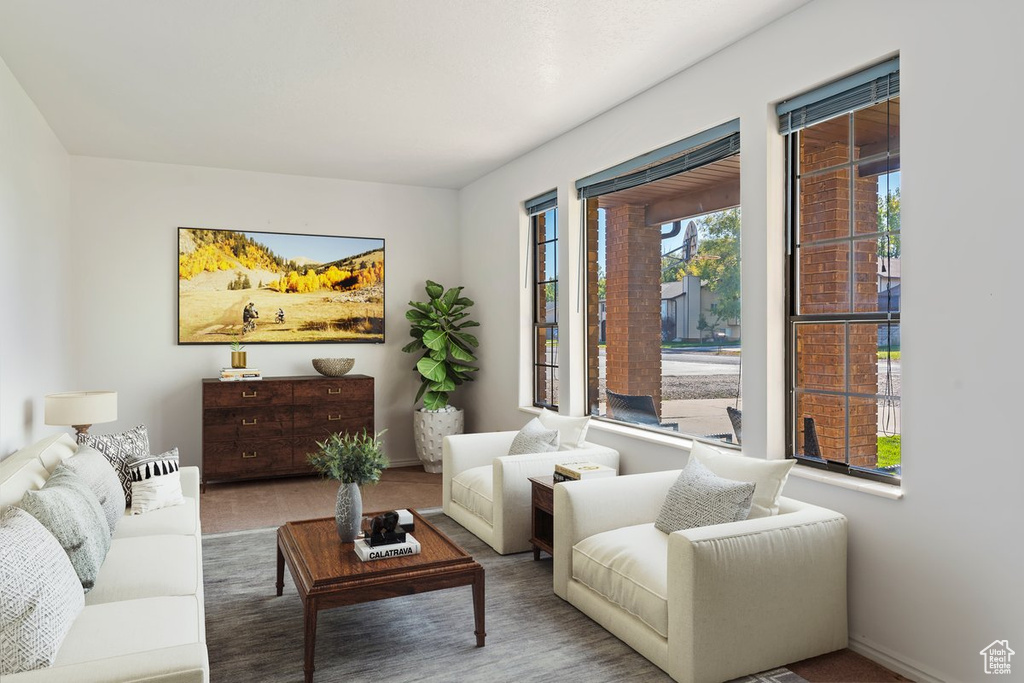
[553,461,616,483]
[353,535,422,562]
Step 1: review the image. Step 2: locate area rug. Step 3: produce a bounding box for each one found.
[203,512,807,682]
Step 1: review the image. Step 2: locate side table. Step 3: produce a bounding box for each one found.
[528,476,554,560]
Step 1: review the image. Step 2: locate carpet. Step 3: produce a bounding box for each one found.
[203,512,807,682]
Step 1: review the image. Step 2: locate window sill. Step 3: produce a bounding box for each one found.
[789,464,904,500]
[518,406,741,452]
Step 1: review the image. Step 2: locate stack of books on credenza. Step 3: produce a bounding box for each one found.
[553,461,616,483]
[220,367,262,381]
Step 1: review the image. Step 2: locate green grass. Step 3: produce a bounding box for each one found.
[877,350,901,361]
[877,434,901,468]
[662,340,741,349]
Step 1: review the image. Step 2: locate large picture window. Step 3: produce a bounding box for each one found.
[781,58,901,482]
[579,123,742,442]
[526,191,558,408]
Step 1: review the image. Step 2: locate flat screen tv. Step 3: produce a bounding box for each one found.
[177,227,384,344]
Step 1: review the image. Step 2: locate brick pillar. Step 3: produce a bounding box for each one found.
[586,199,601,414]
[604,203,662,413]
[797,141,878,467]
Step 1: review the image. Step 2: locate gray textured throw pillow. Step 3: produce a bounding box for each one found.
[78,424,149,505]
[654,458,755,534]
[0,507,85,675]
[508,417,560,455]
[63,444,126,535]
[19,464,112,592]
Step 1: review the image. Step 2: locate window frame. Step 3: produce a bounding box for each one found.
[530,202,558,409]
[783,67,901,485]
[577,124,742,441]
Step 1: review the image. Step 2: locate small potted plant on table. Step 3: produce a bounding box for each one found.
[307,430,388,542]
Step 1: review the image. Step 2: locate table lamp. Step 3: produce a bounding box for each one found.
[44,391,118,437]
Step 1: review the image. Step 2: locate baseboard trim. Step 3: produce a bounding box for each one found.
[387,458,423,469]
[849,635,946,683]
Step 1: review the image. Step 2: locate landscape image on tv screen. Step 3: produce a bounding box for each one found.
[178,227,384,344]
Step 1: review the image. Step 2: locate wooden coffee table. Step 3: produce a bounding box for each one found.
[276,509,485,682]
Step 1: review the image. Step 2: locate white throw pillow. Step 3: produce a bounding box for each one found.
[689,441,795,518]
[537,409,591,448]
[0,507,85,674]
[508,418,559,455]
[127,448,185,515]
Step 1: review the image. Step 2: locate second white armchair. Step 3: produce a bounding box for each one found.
[442,428,619,555]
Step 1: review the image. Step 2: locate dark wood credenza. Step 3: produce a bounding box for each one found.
[201,374,374,490]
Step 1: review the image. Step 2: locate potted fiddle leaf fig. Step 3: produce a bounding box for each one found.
[402,280,480,472]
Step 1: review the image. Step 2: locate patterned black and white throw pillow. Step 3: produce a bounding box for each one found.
[126,448,184,515]
[654,458,755,534]
[0,508,85,674]
[78,425,149,505]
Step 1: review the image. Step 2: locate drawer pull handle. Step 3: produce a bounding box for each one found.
[242,418,257,426]
[242,391,257,398]
[327,388,342,395]
[242,451,257,459]
[328,414,341,421]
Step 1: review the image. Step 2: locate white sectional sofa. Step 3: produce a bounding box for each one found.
[554,469,848,683]
[0,433,208,682]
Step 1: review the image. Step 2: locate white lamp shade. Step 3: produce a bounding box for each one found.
[45,391,118,427]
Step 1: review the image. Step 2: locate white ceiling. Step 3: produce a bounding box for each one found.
[0,0,808,189]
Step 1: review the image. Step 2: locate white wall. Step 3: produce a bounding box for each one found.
[69,157,459,468]
[459,1,1024,681]
[0,58,73,457]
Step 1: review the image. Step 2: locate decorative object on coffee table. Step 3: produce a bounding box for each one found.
[312,357,354,377]
[402,279,480,472]
[307,430,388,542]
[366,510,406,546]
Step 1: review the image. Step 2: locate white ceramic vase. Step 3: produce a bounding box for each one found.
[412,407,464,473]
[335,482,362,542]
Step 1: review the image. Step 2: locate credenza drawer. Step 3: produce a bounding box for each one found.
[203,439,294,476]
[294,404,373,433]
[292,377,373,404]
[202,407,292,440]
[203,382,293,408]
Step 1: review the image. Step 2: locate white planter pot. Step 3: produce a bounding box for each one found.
[413,408,464,473]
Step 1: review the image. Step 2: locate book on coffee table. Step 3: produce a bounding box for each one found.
[353,534,422,561]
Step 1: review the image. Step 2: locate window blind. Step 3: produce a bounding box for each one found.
[777,57,899,136]
[525,189,557,215]
[575,119,740,200]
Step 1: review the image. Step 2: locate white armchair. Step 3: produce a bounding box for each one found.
[442,431,619,555]
[553,471,848,683]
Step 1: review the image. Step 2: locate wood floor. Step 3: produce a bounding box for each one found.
[198,470,908,682]
[199,468,442,534]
